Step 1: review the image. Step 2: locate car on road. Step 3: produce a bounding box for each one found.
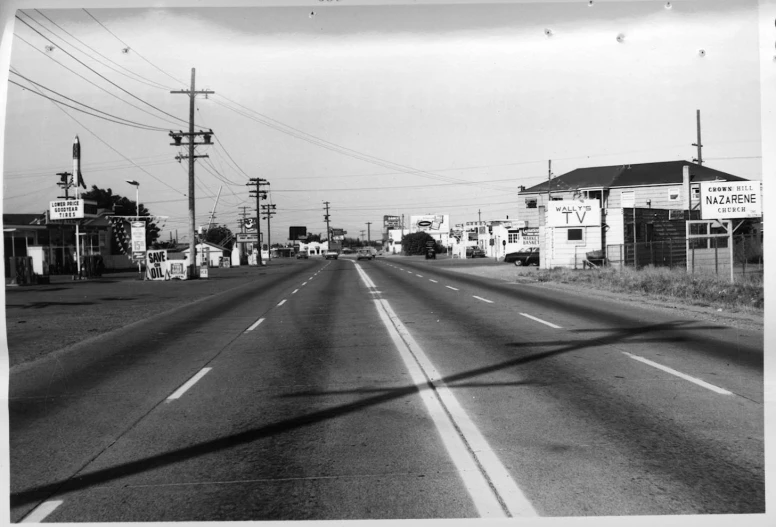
[504,246,540,266]
[324,250,339,260]
[466,247,487,258]
[356,248,374,261]
[296,250,308,259]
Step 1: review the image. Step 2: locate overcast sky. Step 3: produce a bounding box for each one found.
[1,0,762,243]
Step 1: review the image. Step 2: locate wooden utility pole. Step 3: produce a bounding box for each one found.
[547,159,552,201]
[247,178,268,265]
[366,222,372,244]
[261,203,276,260]
[692,109,703,166]
[170,68,214,278]
[323,202,331,242]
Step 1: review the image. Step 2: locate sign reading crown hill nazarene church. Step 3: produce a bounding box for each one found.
[700,181,762,220]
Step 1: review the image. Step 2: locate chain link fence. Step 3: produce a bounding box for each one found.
[585,233,763,277]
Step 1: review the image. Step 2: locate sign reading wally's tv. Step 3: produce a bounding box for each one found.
[547,200,601,227]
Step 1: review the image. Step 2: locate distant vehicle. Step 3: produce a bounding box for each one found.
[296,250,308,259]
[324,250,339,260]
[504,246,540,266]
[425,247,436,259]
[467,247,486,258]
[356,248,374,261]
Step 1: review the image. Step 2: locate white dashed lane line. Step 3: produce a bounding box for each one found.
[292,289,299,295]
[21,500,63,523]
[246,318,265,332]
[429,279,438,283]
[446,286,459,291]
[622,352,734,395]
[167,368,212,401]
[302,282,308,286]
[520,313,562,329]
[416,274,423,277]
[473,296,494,304]
[277,299,287,307]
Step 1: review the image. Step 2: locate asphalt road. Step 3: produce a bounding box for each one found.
[8,255,765,522]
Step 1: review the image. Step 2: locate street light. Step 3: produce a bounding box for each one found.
[126,180,142,279]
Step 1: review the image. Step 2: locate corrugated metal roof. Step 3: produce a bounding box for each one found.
[522,161,749,194]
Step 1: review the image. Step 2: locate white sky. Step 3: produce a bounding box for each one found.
[0,0,763,243]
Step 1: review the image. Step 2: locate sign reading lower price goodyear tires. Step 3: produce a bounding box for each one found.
[49,199,84,220]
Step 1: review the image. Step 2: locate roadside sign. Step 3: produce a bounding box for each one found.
[131,221,146,256]
[236,233,258,243]
[547,200,601,227]
[146,249,168,280]
[700,181,762,219]
[200,265,209,278]
[49,199,84,220]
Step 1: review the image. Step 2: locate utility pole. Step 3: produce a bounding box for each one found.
[170,68,214,279]
[261,203,276,260]
[366,222,372,245]
[323,201,331,243]
[692,109,703,166]
[247,178,268,265]
[478,209,481,224]
[547,159,552,201]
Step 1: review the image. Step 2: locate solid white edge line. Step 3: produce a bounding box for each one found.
[376,298,538,518]
[446,286,459,291]
[473,296,494,304]
[277,299,287,306]
[350,263,536,517]
[21,500,63,523]
[167,368,212,400]
[246,317,265,332]
[519,313,562,329]
[622,352,734,395]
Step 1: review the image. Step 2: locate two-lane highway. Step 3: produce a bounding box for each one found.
[9,256,764,521]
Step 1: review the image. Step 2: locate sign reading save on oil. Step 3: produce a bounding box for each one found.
[146,250,169,280]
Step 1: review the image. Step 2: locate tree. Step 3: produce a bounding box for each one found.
[306,233,322,243]
[203,225,234,250]
[401,231,438,255]
[81,184,161,253]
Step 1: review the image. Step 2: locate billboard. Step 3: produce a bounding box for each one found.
[383,215,401,229]
[289,226,307,240]
[700,181,762,219]
[49,199,84,220]
[546,200,601,227]
[410,214,450,234]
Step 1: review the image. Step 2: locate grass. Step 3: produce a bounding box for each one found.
[534,265,764,313]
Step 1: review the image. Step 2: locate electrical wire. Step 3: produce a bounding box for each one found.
[9,71,170,131]
[15,13,190,127]
[31,9,173,91]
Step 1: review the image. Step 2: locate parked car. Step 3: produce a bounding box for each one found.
[356,248,374,261]
[324,250,339,260]
[504,246,540,266]
[296,250,308,259]
[466,247,487,258]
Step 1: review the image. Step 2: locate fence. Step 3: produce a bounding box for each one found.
[597,233,763,277]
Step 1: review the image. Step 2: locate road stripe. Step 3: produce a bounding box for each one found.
[520,313,562,329]
[302,282,307,286]
[21,501,63,523]
[430,279,438,283]
[246,318,265,332]
[167,368,212,400]
[352,263,536,518]
[473,296,494,304]
[446,286,459,291]
[292,289,299,295]
[416,274,423,277]
[622,352,734,395]
[277,299,287,306]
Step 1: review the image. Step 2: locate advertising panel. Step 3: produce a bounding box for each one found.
[383,215,401,229]
[168,260,187,280]
[546,200,601,227]
[146,250,169,280]
[700,181,762,219]
[49,199,84,220]
[131,221,146,260]
[236,233,258,243]
[289,226,307,240]
[410,214,450,234]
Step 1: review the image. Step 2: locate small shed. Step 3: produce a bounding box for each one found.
[182,241,230,267]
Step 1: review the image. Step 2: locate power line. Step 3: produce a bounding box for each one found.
[82,8,185,87]
[12,34,185,128]
[30,9,173,91]
[9,71,169,131]
[15,13,190,127]
[8,79,168,131]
